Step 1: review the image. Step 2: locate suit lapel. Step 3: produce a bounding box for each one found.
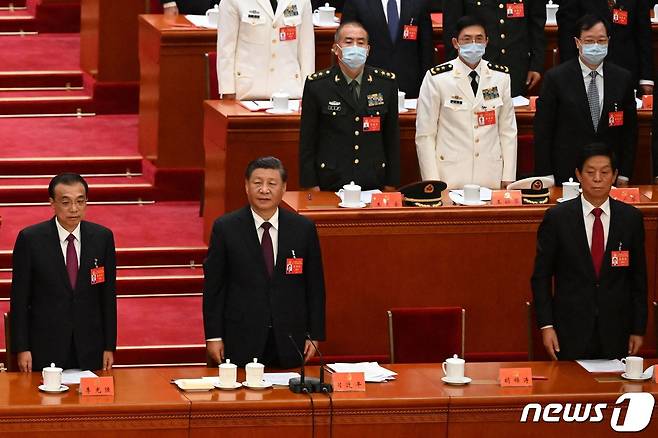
[357,67,375,112]
[75,221,93,292]
[571,197,598,280]
[238,206,270,279]
[599,198,621,280]
[598,62,614,133]
[273,209,289,280]
[472,64,492,109]
[332,67,358,111]
[257,0,275,20]
[48,218,74,292]
[451,62,474,108]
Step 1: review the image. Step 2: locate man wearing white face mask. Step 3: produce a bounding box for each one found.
[299,21,400,192]
[415,15,517,190]
[534,14,637,187]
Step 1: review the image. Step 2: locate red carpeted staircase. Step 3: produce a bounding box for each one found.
[0,2,210,367]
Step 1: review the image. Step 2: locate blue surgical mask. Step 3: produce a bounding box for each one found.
[581,43,608,65]
[458,43,486,65]
[339,45,368,69]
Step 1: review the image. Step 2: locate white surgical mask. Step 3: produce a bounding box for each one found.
[580,43,608,65]
[339,44,368,69]
[459,43,486,65]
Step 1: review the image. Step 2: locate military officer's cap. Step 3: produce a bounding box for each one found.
[430,63,453,76]
[399,180,448,207]
[488,63,510,74]
[507,176,554,204]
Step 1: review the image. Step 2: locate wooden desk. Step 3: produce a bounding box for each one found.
[0,368,189,437]
[277,190,658,361]
[203,101,654,240]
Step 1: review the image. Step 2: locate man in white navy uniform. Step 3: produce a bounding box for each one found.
[415,15,517,190]
[217,0,315,100]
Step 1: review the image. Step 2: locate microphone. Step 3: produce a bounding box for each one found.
[305,333,333,393]
[288,334,319,393]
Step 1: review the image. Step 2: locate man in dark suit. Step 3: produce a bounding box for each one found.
[534,14,637,185]
[442,0,546,96]
[531,143,647,360]
[557,0,654,95]
[204,157,326,368]
[10,174,117,372]
[161,0,219,16]
[341,0,434,98]
[299,21,400,191]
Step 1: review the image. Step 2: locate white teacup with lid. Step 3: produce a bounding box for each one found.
[271,91,290,112]
[219,359,238,387]
[205,4,219,27]
[245,358,265,387]
[442,354,465,380]
[546,1,559,25]
[42,363,63,391]
[342,181,362,206]
[562,177,580,200]
[314,3,336,26]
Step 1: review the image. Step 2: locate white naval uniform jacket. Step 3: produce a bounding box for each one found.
[217,0,315,100]
[415,57,518,190]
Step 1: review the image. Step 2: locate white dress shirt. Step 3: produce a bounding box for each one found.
[380,0,401,22]
[581,196,610,250]
[55,218,81,266]
[252,208,279,263]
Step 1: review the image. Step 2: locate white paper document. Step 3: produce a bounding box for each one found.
[239,100,301,112]
[404,99,417,110]
[512,96,530,107]
[61,369,98,385]
[327,362,397,382]
[449,187,493,201]
[335,189,382,204]
[184,15,217,29]
[263,372,301,386]
[576,359,625,373]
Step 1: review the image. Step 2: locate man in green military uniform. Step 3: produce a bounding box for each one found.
[299,21,400,192]
[443,0,547,97]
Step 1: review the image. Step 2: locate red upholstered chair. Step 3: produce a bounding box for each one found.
[204,52,220,99]
[3,312,16,372]
[387,307,465,363]
[434,43,446,64]
[526,301,551,361]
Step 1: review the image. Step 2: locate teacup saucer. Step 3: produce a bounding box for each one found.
[338,201,366,208]
[621,372,652,381]
[441,376,472,385]
[265,108,295,115]
[214,381,242,390]
[242,380,273,390]
[38,384,69,393]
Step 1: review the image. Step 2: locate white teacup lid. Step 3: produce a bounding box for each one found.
[547,0,558,7]
[343,181,361,191]
[320,2,335,11]
[43,362,62,372]
[246,358,263,368]
[563,177,579,186]
[272,91,289,99]
[219,359,237,368]
[446,354,464,363]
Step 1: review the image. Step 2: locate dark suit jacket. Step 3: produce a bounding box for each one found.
[161,0,219,14]
[533,58,637,183]
[557,0,654,85]
[341,0,434,98]
[203,206,326,368]
[531,196,647,360]
[299,64,400,191]
[442,0,547,96]
[10,219,117,371]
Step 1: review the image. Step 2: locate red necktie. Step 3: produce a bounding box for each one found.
[66,234,78,289]
[261,222,274,277]
[591,208,604,277]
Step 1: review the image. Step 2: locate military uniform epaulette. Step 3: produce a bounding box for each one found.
[488,63,510,74]
[307,69,333,81]
[429,63,453,76]
[372,68,396,80]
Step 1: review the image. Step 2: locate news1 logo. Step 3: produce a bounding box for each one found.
[520,393,656,432]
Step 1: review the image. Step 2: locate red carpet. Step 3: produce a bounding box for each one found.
[0,34,80,71]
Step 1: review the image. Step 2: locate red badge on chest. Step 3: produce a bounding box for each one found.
[612,9,628,25]
[91,266,105,285]
[611,251,630,267]
[506,3,524,18]
[476,110,496,126]
[286,258,303,274]
[279,26,297,41]
[363,116,381,132]
[608,111,624,127]
[403,25,418,40]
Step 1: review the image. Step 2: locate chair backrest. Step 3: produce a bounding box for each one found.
[387,307,465,364]
[3,312,16,372]
[147,0,164,13]
[434,43,445,64]
[204,52,219,100]
[526,301,551,361]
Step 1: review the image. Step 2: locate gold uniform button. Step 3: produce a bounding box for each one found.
[320,163,325,168]
[354,145,359,150]
[272,39,277,44]
[439,155,444,160]
[475,153,480,157]
[477,1,481,4]
[295,74,299,79]
[355,131,360,136]
[500,19,504,24]
[272,54,276,58]
[501,48,506,54]
[332,112,336,116]
[270,68,274,72]
[499,3,504,8]
[355,116,359,122]
[382,163,386,168]
[501,34,506,39]
[354,159,359,164]
[475,139,480,144]
[237,72,241,76]
[376,111,380,115]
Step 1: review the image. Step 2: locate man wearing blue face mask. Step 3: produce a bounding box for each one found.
[534,14,637,187]
[415,15,518,190]
[299,21,400,192]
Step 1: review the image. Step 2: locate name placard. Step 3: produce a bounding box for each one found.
[610,187,640,204]
[331,372,366,392]
[370,192,403,208]
[80,376,115,396]
[491,190,522,206]
[499,368,532,387]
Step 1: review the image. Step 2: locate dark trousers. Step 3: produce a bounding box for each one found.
[262,328,282,369]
